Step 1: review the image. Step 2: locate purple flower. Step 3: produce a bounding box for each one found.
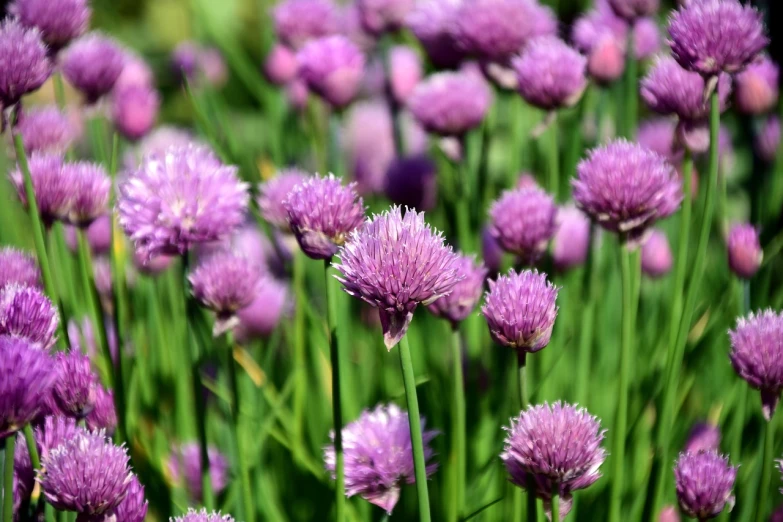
[235,276,291,342]
[406,0,465,69]
[674,451,736,520]
[17,105,76,154]
[325,403,438,514]
[334,206,462,348]
[637,118,682,165]
[668,0,767,76]
[513,36,587,111]
[86,385,117,435]
[502,401,607,519]
[172,509,235,522]
[263,44,299,85]
[297,35,365,108]
[171,41,200,80]
[734,56,779,115]
[123,126,202,170]
[756,116,780,163]
[62,161,111,227]
[552,206,591,272]
[9,153,70,227]
[481,225,504,273]
[10,0,90,52]
[105,474,147,522]
[729,310,783,420]
[683,423,721,454]
[257,169,309,230]
[0,335,55,438]
[427,254,487,327]
[200,47,227,88]
[489,186,557,265]
[273,0,338,50]
[357,0,413,35]
[118,145,249,262]
[659,505,681,522]
[0,18,51,107]
[482,269,558,353]
[51,350,98,419]
[408,70,491,136]
[62,33,126,103]
[641,229,673,278]
[727,223,762,280]
[384,155,438,212]
[112,84,160,141]
[633,17,660,59]
[39,429,133,517]
[389,45,422,104]
[65,215,112,256]
[168,443,230,501]
[0,284,58,350]
[573,139,682,245]
[284,173,366,260]
[0,248,40,290]
[607,0,658,21]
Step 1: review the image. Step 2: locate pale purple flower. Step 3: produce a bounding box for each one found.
[358,0,413,35]
[0,284,58,350]
[734,56,779,115]
[727,223,762,280]
[65,215,112,256]
[633,17,660,59]
[171,42,200,80]
[297,35,365,108]
[235,277,291,342]
[50,350,98,419]
[123,126,202,170]
[62,161,111,227]
[607,0,658,20]
[489,186,557,265]
[86,385,117,435]
[641,229,673,278]
[756,116,780,163]
[0,18,51,107]
[637,118,683,165]
[502,401,607,519]
[115,53,154,90]
[674,451,736,520]
[427,254,487,327]
[683,423,721,454]
[61,33,126,103]
[10,0,90,52]
[286,78,310,110]
[573,139,683,245]
[0,248,40,290]
[172,509,235,522]
[552,206,591,272]
[513,36,587,111]
[273,0,338,50]
[572,8,625,84]
[660,505,681,522]
[334,206,462,348]
[773,505,783,522]
[105,474,147,522]
[408,70,491,136]
[389,46,422,103]
[257,169,309,231]
[263,44,298,85]
[168,443,230,501]
[112,84,160,141]
[325,403,438,514]
[284,174,366,260]
[17,105,76,154]
[118,145,249,262]
[200,47,228,88]
[406,0,465,68]
[9,153,67,226]
[668,0,767,76]
[384,155,437,212]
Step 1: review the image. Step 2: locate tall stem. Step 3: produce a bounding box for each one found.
[576,227,598,406]
[2,435,16,522]
[52,73,67,110]
[292,252,306,456]
[451,328,466,521]
[398,335,432,522]
[623,27,638,139]
[548,115,560,200]
[729,281,750,467]
[518,353,537,522]
[380,36,404,156]
[756,418,775,522]
[324,260,345,522]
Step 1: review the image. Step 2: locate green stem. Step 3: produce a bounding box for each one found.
[53,73,67,110]
[380,35,404,155]
[551,490,560,522]
[727,282,750,501]
[327,111,343,176]
[576,227,598,406]
[398,335,432,522]
[623,27,638,139]
[548,115,560,200]
[292,252,306,458]
[324,260,345,522]
[518,354,537,522]
[451,328,466,521]
[755,418,775,522]
[3,434,16,522]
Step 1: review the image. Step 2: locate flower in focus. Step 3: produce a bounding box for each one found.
[235,276,291,342]
[17,105,76,154]
[489,186,557,265]
[0,18,51,108]
[264,44,299,85]
[406,0,465,69]
[0,248,40,290]
[325,403,438,514]
[502,401,606,518]
[641,229,672,278]
[727,223,762,280]
[756,116,780,163]
[168,443,230,501]
[0,284,58,349]
[357,0,413,35]
[384,155,437,212]
[257,169,309,231]
[607,0,658,20]
[112,84,160,141]
[62,161,111,227]
[408,70,491,136]
[574,139,682,246]
[284,173,366,260]
[334,206,462,348]
[683,422,721,454]
[297,35,365,108]
[172,509,235,522]
[273,0,338,50]
[513,36,587,111]
[86,385,117,435]
[61,33,126,103]
[734,55,778,115]
[674,451,736,520]
[106,474,147,522]
[552,206,591,272]
[427,254,487,327]
[10,0,90,52]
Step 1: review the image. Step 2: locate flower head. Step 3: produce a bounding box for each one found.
[384,155,437,212]
[273,0,338,50]
[334,206,462,348]
[727,223,762,280]
[112,84,160,141]
[406,0,465,69]
[674,451,736,519]
[51,350,98,419]
[171,509,235,522]
[408,70,491,136]
[61,161,111,227]
[357,0,413,35]
[513,36,587,110]
[0,284,58,349]
[637,118,682,165]
[735,56,779,115]
[756,116,780,163]
[489,186,557,264]
[263,44,298,85]
[123,126,202,170]
[297,35,365,108]
[607,0,658,20]
[257,169,309,230]
[168,443,229,501]
[0,248,40,290]
[17,105,76,154]
[62,33,125,103]
[9,153,70,226]
[10,0,90,52]
[427,254,487,327]
[573,139,682,245]
[683,422,721,454]
[86,385,117,435]
[235,277,291,342]
[633,17,660,59]
[106,474,147,522]
[552,206,591,272]
[284,174,366,260]
[0,18,51,107]
[502,401,607,518]
[325,403,438,514]
[641,229,672,278]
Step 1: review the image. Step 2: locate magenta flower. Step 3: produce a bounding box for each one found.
[297,35,365,108]
[51,350,98,419]
[734,56,779,115]
[637,118,682,165]
[257,169,309,231]
[61,33,126,103]
[123,126,202,170]
[0,248,40,290]
[607,0,657,20]
[168,443,230,501]
[112,83,160,141]
[325,403,438,514]
[106,474,147,522]
[388,45,422,103]
[334,206,462,348]
[263,43,299,85]
[756,116,780,163]
[633,17,660,59]
[172,509,235,522]
[427,254,487,327]
[273,0,338,50]
[408,70,491,136]
[17,105,76,154]
[357,0,413,34]
[235,277,291,342]
[727,223,762,280]
[86,385,117,435]
[406,0,465,69]
[61,161,111,227]
[683,423,721,454]
[10,0,90,52]
[552,206,591,272]
[489,186,557,265]
[0,18,51,108]
[674,451,736,520]
[641,229,673,278]
[65,215,112,256]
[513,36,587,111]
[0,284,58,350]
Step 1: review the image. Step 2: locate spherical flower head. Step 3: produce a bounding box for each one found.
[258,169,309,231]
[406,0,465,69]
[674,451,736,520]
[756,116,780,163]
[729,310,783,420]
[112,84,160,141]
[65,214,112,256]
[62,161,111,227]
[297,35,365,108]
[86,385,117,435]
[638,118,682,165]
[502,401,607,518]
[427,254,487,327]
[168,443,229,501]
[488,186,556,264]
[641,229,672,278]
[118,145,249,262]
[683,422,721,454]
[0,248,40,290]
[106,474,147,522]
[0,18,51,107]
[668,0,767,76]
[513,36,587,111]
[264,44,298,85]
[585,36,625,84]
[574,139,682,245]
[552,206,591,272]
[357,0,413,35]
[235,276,291,342]
[171,509,235,522]
[0,335,55,438]
[727,223,762,280]
[10,0,90,52]
[335,206,463,349]
[51,350,98,419]
[284,173,366,260]
[124,126,202,170]
[384,155,437,212]
[0,284,58,349]
[9,153,71,227]
[633,17,660,60]
[734,56,779,115]
[325,403,438,514]
[607,0,658,21]
[17,105,76,154]
[39,429,132,516]
[408,70,491,136]
[62,33,126,104]
[273,0,338,50]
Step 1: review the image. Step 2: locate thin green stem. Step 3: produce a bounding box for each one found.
[451,327,466,521]
[292,252,306,457]
[53,73,67,110]
[518,354,537,522]
[576,227,598,406]
[548,115,560,200]
[3,434,16,522]
[398,335,432,522]
[728,281,750,494]
[755,418,775,522]
[623,28,638,139]
[551,491,560,522]
[324,260,345,522]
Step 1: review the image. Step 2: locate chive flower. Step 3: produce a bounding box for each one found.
[296,35,365,108]
[258,169,310,231]
[17,105,76,154]
[489,186,557,265]
[427,254,487,328]
[0,248,41,290]
[727,223,762,280]
[683,423,721,454]
[10,0,90,52]
[50,350,98,419]
[0,284,58,350]
[674,451,736,520]
[552,206,591,272]
[0,18,51,108]
[61,33,126,104]
[641,229,673,279]
[172,509,235,522]
[512,36,587,111]
[168,443,230,502]
[273,0,338,50]
[734,56,779,115]
[407,70,491,137]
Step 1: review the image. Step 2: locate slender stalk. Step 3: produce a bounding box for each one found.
[77,230,110,359]
[729,281,751,469]
[576,226,598,406]
[53,73,67,110]
[3,435,16,522]
[23,425,45,514]
[518,352,537,522]
[380,35,404,155]
[755,417,775,522]
[398,335,432,522]
[551,490,560,522]
[292,252,306,457]
[548,115,560,200]
[451,328,466,522]
[324,260,345,522]
[623,28,638,139]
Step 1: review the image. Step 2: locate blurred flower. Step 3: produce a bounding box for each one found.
[734,56,779,115]
[574,139,682,246]
[384,155,437,212]
[335,206,462,348]
[552,206,591,272]
[683,422,721,454]
[502,401,606,519]
[168,443,230,501]
[340,4,376,52]
[0,284,58,350]
[10,0,90,53]
[727,223,762,280]
[585,37,625,85]
[0,335,55,438]
[106,474,147,522]
[325,403,437,514]
[297,35,365,108]
[112,84,160,141]
[61,161,111,227]
[659,505,680,522]
[674,451,736,519]
[86,385,117,435]
[17,105,76,154]
[756,116,780,163]
[123,125,201,170]
[172,509,235,522]
[637,118,682,165]
[235,276,291,342]
[62,33,125,104]
[200,47,228,88]
[0,18,51,108]
[572,4,626,84]
[641,229,672,278]
[258,169,309,230]
[407,0,465,69]
[284,173,366,260]
[669,0,767,76]
[118,145,249,262]
[427,254,487,327]
[772,504,783,522]
[51,350,98,419]
[115,53,154,90]
[264,43,298,85]
[65,214,112,256]
[0,248,40,290]
[729,310,783,420]
[389,46,422,104]
[171,42,200,80]
[481,225,504,274]
[607,0,658,20]
[513,36,587,111]
[408,70,491,136]
[357,0,413,35]
[489,186,557,265]
[273,0,338,50]
[633,17,660,59]
[286,78,310,110]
